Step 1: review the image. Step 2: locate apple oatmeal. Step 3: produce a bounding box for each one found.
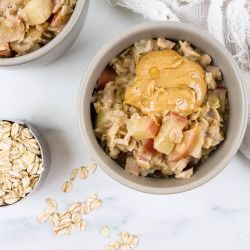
[92,38,229,179]
[0,0,76,57]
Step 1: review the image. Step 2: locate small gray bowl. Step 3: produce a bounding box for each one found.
[78,22,248,194]
[0,0,89,68]
[0,119,49,207]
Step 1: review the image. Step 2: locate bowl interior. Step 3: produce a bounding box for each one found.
[78,22,248,194]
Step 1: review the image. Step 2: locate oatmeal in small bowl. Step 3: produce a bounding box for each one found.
[0,0,89,67]
[78,22,247,194]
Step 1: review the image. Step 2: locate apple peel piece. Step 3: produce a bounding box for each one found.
[126,115,160,140]
[137,139,157,161]
[169,125,201,162]
[97,67,117,88]
[189,125,204,158]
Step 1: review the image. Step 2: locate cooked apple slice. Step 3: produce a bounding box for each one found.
[189,125,204,158]
[0,48,11,57]
[0,42,11,57]
[50,5,72,28]
[0,17,25,43]
[143,139,157,155]
[168,125,201,162]
[97,66,117,88]
[154,112,187,155]
[125,156,140,176]
[95,109,111,129]
[24,0,53,26]
[137,139,157,161]
[126,115,160,140]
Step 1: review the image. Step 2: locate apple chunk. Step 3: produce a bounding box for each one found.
[95,109,111,129]
[143,139,157,155]
[168,125,202,162]
[126,115,160,140]
[154,112,187,155]
[24,0,53,26]
[189,125,204,158]
[125,156,140,176]
[97,67,117,88]
[137,139,157,161]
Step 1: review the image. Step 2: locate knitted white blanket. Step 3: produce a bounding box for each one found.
[108,0,250,159]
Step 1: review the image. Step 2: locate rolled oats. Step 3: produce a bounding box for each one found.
[61,181,72,193]
[0,120,43,207]
[62,163,98,192]
[38,193,102,236]
[68,202,81,213]
[87,162,97,174]
[101,225,110,238]
[79,166,88,180]
[46,197,57,208]
[69,168,79,181]
[103,232,139,250]
[78,219,87,231]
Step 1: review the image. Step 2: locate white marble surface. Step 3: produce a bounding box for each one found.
[1,1,250,249]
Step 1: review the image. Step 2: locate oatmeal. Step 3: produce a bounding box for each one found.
[92,38,229,179]
[0,0,76,57]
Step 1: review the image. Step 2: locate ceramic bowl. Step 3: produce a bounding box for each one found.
[78,22,248,194]
[0,0,89,68]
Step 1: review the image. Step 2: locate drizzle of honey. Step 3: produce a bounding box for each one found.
[124,49,207,116]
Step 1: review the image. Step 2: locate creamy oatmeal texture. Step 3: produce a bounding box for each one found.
[92,38,228,179]
[0,0,76,57]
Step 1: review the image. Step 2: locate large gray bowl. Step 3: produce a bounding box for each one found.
[78,22,248,194]
[0,0,89,68]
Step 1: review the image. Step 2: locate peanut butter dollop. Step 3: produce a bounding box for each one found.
[124,49,207,116]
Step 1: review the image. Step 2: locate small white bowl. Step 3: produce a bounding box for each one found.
[78,22,248,194]
[0,0,89,68]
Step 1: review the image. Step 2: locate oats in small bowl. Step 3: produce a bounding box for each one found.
[0,120,47,206]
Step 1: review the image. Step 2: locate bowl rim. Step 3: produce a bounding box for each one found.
[0,0,88,67]
[77,21,248,194]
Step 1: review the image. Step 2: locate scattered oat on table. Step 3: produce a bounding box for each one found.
[87,162,97,174]
[69,168,79,181]
[38,194,102,235]
[79,166,88,180]
[0,120,44,206]
[61,181,72,193]
[61,163,97,192]
[37,161,139,246]
[101,225,110,238]
[103,232,139,250]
